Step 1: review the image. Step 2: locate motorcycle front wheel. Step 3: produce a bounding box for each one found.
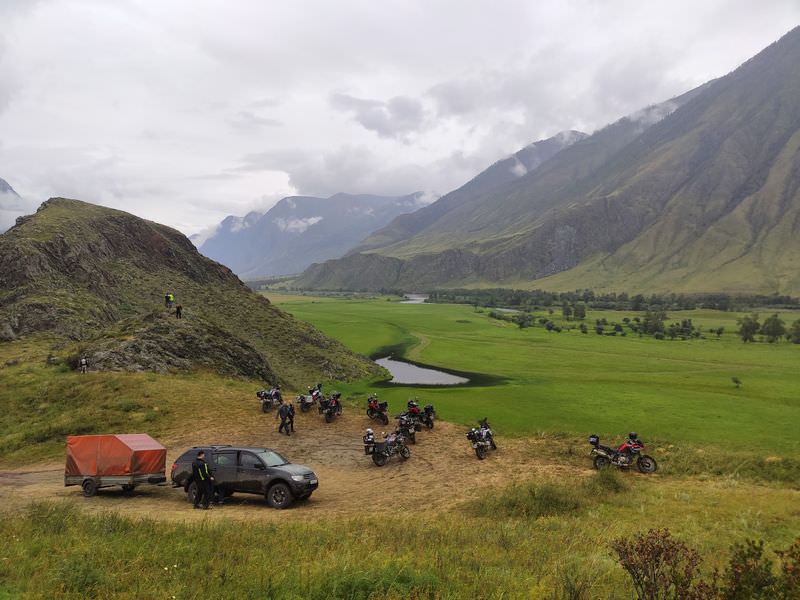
[400,446,411,459]
[372,453,388,467]
[637,455,658,473]
[300,402,309,413]
[325,412,334,423]
[475,446,487,460]
[593,455,612,470]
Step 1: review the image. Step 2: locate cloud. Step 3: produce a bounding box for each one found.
[228,110,282,132]
[330,93,426,140]
[273,215,322,233]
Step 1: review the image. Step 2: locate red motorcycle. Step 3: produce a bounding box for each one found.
[319,391,343,423]
[589,432,657,473]
[366,394,389,425]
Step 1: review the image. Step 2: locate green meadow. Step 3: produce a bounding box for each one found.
[270,295,800,457]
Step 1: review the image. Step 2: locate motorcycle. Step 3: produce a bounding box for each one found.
[395,414,417,444]
[588,433,657,473]
[319,391,343,423]
[297,384,322,413]
[256,389,277,413]
[403,400,436,430]
[366,394,389,426]
[363,428,410,466]
[466,418,497,459]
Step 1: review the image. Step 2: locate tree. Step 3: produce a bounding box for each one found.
[789,320,800,344]
[737,313,760,342]
[574,302,587,320]
[760,314,786,343]
[562,301,573,320]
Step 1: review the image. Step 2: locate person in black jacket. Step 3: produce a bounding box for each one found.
[287,401,295,432]
[191,450,215,509]
[277,401,291,436]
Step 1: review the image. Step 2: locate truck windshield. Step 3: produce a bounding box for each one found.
[257,450,289,467]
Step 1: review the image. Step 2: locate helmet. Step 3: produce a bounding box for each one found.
[628,432,638,440]
[407,399,419,408]
[365,428,373,435]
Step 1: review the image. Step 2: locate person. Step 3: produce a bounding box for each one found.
[164,293,170,308]
[273,385,282,404]
[287,401,295,432]
[176,304,183,319]
[79,356,88,374]
[191,450,214,509]
[168,293,175,308]
[277,400,291,436]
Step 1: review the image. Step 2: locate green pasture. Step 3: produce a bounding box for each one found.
[269,295,800,456]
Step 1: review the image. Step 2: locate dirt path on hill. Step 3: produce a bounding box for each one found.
[0,410,588,523]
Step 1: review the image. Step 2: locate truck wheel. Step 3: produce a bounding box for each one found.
[121,484,136,492]
[82,478,97,497]
[186,481,198,504]
[266,482,293,509]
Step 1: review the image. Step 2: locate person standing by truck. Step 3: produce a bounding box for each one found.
[191,450,214,509]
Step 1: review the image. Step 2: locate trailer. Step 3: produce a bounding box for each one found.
[65,434,167,497]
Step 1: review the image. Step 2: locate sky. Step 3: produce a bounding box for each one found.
[0,0,798,234]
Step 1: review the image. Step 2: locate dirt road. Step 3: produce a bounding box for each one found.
[0,409,584,523]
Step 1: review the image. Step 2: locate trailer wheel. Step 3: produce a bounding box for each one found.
[121,484,136,492]
[81,478,97,497]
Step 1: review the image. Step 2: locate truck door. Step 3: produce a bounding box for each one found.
[210,450,237,495]
[237,451,267,493]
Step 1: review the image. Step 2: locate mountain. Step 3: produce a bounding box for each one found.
[197,192,425,278]
[0,178,25,232]
[299,27,800,295]
[0,198,380,385]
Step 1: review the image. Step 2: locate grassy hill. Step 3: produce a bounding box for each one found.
[0,198,380,386]
[299,27,800,295]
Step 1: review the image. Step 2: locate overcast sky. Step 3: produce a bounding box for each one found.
[0,1,798,234]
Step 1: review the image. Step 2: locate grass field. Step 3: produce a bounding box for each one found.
[268,295,800,457]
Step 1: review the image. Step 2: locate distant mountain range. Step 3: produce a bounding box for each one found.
[298,26,800,296]
[195,193,427,278]
[0,178,24,232]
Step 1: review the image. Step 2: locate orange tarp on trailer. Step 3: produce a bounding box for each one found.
[65,434,166,477]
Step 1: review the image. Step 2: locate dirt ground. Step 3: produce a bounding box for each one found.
[0,408,587,523]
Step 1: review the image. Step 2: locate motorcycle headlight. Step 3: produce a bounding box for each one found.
[291,475,306,482]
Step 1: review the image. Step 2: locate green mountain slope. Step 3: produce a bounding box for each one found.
[299,27,800,295]
[0,199,380,385]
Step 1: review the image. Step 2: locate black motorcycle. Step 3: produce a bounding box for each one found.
[319,391,343,423]
[402,400,436,430]
[467,418,497,459]
[394,414,417,444]
[366,394,390,426]
[363,429,410,466]
[256,389,277,413]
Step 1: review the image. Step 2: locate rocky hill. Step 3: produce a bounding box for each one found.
[197,192,425,278]
[299,27,800,295]
[0,199,380,385]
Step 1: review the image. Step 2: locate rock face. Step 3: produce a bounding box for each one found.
[299,27,800,295]
[0,198,381,384]
[197,192,426,278]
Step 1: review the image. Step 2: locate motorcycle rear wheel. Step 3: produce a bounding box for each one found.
[379,413,389,426]
[300,402,309,413]
[637,455,658,473]
[475,446,487,460]
[593,455,612,470]
[372,453,388,467]
[261,402,270,413]
[400,446,411,459]
[325,412,333,423]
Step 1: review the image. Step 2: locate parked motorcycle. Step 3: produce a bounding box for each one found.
[363,428,410,466]
[256,389,277,413]
[403,400,436,430]
[366,394,390,425]
[588,433,657,473]
[467,418,497,459]
[395,414,417,444]
[319,391,343,423]
[297,384,322,413]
